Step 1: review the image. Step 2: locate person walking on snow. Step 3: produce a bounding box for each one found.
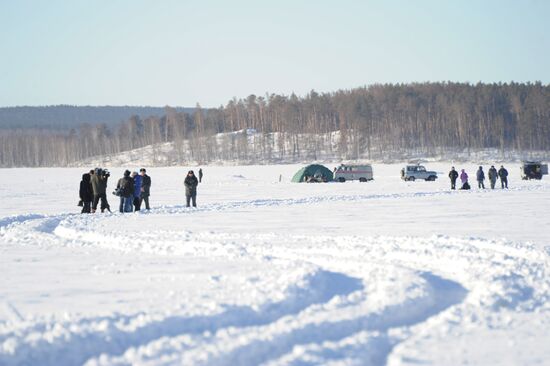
[184,170,199,207]
[448,166,459,190]
[488,165,498,189]
[198,168,203,183]
[476,166,485,189]
[139,168,151,210]
[498,165,509,189]
[117,170,134,213]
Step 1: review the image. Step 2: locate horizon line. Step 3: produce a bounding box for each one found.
[1,80,548,109]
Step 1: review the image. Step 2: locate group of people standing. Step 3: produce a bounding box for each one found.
[79,168,111,213]
[79,168,151,213]
[115,169,152,213]
[79,167,203,213]
[448,165,508,190]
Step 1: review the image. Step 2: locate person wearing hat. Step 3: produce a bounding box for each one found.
[91,168,111,213]
[488,165,498,189]
[448,166,458,190]
[498,165,509,189]
[79,172,94,213]
[117,170,134,213]
[139,168,151,210]
[131,171,142,211]
[476,166,485,189]
[184,170,199,207]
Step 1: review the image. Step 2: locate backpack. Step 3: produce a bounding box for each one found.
[119,177,132,196]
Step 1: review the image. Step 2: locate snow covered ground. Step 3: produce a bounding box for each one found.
[1,162,549,365]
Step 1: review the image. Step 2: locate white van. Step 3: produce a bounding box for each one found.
[333,164,374,182]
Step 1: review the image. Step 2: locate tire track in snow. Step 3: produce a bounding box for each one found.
[87,234,548,365]
[53,228,474,365]
[1,187,549,365]
[109,273,464,366]
[0,214,471,365]
[0,270,362,366]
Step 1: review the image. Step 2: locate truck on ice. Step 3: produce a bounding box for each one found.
[520,161,548,180]
[333,164,373,182]
[400,165,438,181]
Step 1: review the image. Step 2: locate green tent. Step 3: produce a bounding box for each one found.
[291,164,334,183]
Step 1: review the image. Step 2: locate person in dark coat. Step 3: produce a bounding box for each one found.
[184,170,199,207]
[139,168,151,210]
[476,166,485,189]
[448,167,459,190]
[131,172,142,211]
[198,168,203,183]
[488,165,498,189]
[498,165,509,189]
[79,173,94,213]
[91,168,111,213]
[117,170,134,213]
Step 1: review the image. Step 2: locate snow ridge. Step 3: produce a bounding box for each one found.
[1,200,549,365]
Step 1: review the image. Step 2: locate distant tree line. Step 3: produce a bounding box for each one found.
[1,82,549,167]
[0,105,192,130]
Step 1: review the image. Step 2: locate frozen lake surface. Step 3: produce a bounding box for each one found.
[1,163,549,365]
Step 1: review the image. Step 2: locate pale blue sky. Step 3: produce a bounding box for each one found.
[1,0,549,107]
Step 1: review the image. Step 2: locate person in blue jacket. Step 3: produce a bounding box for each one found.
[476,166,485,189]
[131,171,142,211]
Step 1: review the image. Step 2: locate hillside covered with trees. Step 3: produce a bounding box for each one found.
[1,82,549,167]
[0,105,192,130]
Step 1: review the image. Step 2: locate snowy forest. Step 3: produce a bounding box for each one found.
[1,82,549,167]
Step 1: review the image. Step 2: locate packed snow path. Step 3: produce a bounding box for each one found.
[1,163,549,365]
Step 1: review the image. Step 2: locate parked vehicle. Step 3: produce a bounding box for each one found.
[333,164,373,182]
[520,161,548,180]
[400,165,438,181]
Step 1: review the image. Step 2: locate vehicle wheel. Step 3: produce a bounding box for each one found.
[359,177,367,182]
[408,176,415,182]
[426,175,436,181]
[338,177,346,183]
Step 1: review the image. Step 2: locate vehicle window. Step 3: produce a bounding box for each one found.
[418,167,426,172]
